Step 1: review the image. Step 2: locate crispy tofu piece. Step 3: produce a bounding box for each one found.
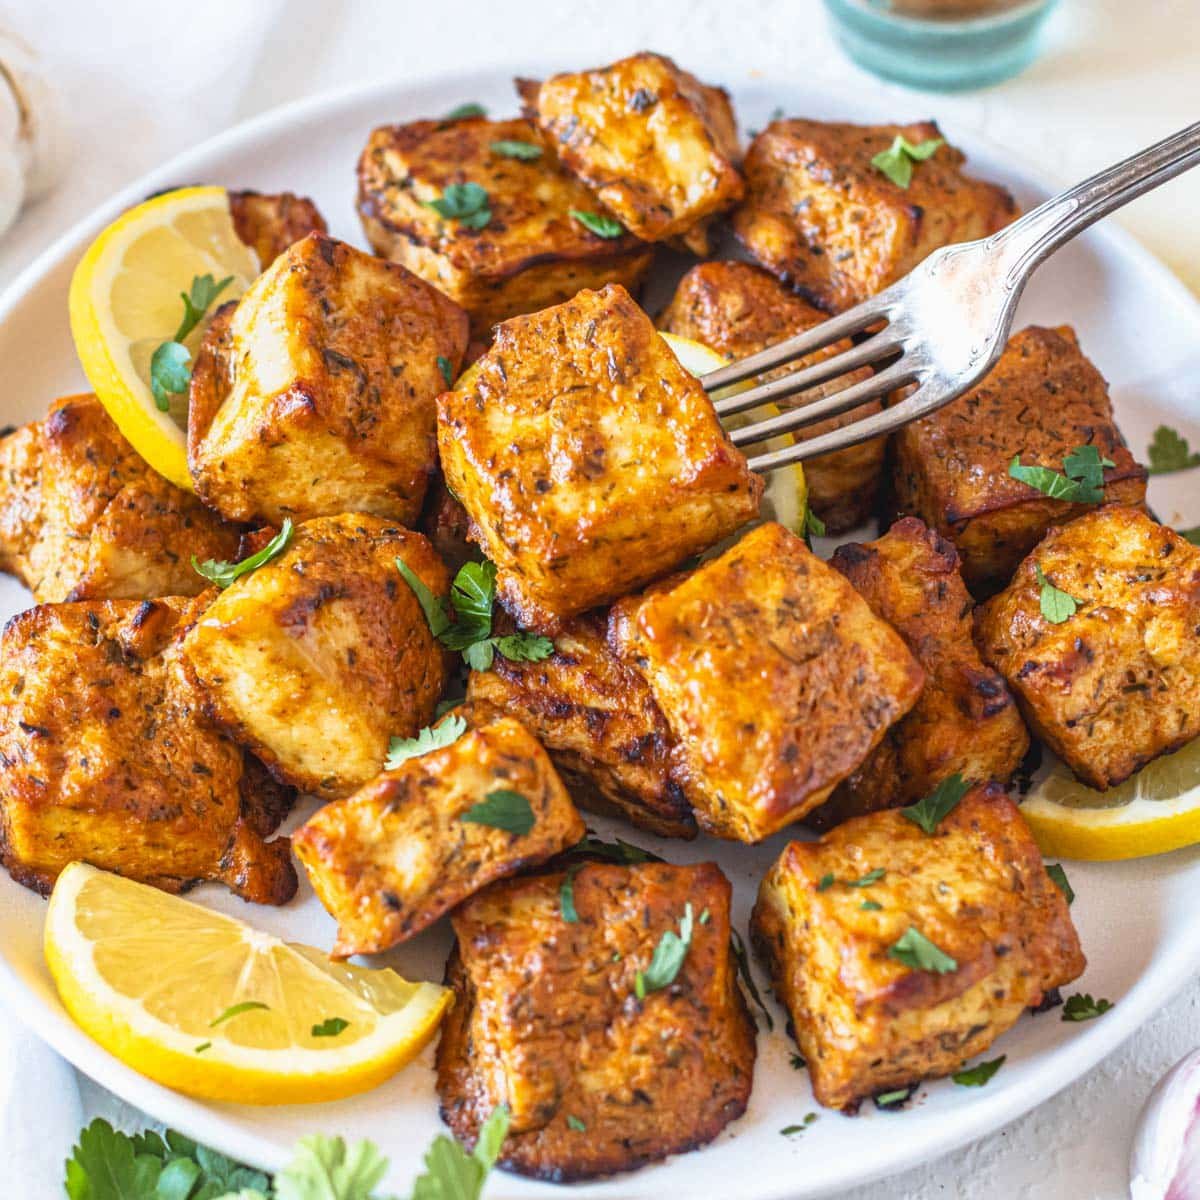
[181,514,450,800]
[807,518,1029,829]
[437,860,755,1181]
[609,522,924,841]
[228,189,328,268]
[0,395,239,603]
[659,261,883,532]
[518,52,744,255]
[467,612,696,838]
[357,117,653,336]
[188,232,468,527]
[438,284,762,632]
[893,325,1147,594]
[733,119,1016,312]
[975,506,1200,790]
[751,785,1084,1111]
[294,715,585,956]
[0,595,296,902]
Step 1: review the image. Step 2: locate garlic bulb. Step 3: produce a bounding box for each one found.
[1131,1048,1200,1200]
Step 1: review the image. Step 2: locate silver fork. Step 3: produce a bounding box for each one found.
[704,120,1200,474]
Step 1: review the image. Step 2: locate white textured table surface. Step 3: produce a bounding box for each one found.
[2,1,1198,1196]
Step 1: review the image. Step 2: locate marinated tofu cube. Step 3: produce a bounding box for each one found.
[181,514,450,800]
[188,232,469,527]
[975,505,1200,790]
[228,188,328,267]
[437,860,755,1181]
[519,52,744,255]
[733,118,1016,312]
[751,785,1084,1111]
[609,522,924,841]
[437,284,762,632]
[357,116,653,336]
[893,325,1147,594]
[0,596,296,903]
[659,260,884,532]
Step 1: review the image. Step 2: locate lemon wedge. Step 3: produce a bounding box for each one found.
[1020,737,1200,861]
[68,186,259,491]
[44,863,451,1104]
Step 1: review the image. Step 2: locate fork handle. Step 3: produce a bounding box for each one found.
[997,120,1200,289]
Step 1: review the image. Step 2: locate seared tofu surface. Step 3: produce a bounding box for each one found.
[733,119,1016,312]
[0,395,239,603]
[0,595,296,902]
[437,860,756,1181]
[228,189,328,268]
[976,505,1200,790]
[659,260,883,532]
[181,513,450,800]
[357,116,653,335]
[467,612,697,838]
[437,284,762,631]
[751,785,1084,1111]
[609,522,925,841]
[894,325,1147,594]
[808,517,1028,828]
[520,52,744,254]
[188,232,469,528]
[293,715,585,957]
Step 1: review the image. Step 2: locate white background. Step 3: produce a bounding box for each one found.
[1,1,1198,1196]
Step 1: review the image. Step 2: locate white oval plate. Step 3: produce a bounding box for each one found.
[1,64,1199,1200]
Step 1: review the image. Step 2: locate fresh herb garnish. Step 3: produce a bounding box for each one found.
[444,101,487,120]
[193,519,293,588]
[568,834,661,864]
[490,138,543,160]
[1180,526,1200,546]
[311,1017,350,1038]
[635,904,694,998]
[209,1000,271,1027]
[424,181,492,229]
[385,714,468,768]
[150,273,235,411]
[789,1052,807,1070]
[1062,992,1113,1022]
[411,1103,510,1200]
[888,927,958,974]
[566,1115,587,1132]
[780,1117,817,1136]
[560,864,582,923]
[437,354,455,387]
[816,872,835,892]
[569,209,625,238]
[1009,445,1114,504]
[900,772,970,835]
[193,1041,211,1054]
[874,1085,917,1110]
[952,1055,1005,1087]
[870,135,944,188]
[462,788,535,835]
[699,908,711,924]
[802,505,826,541]
[860,899,883,912]
[1035,564,1079,624]
[1147,425,1200,474]
[731,928,774,1031]
[846,868,885,888]
[1046,862,1074,904]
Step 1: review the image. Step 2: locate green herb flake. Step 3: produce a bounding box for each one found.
[149,273,234,411]
[900,772,970,835]
[444,102,487,120]
[816,872,835,892]
[635,904,694,998]
[860,899,883,912]
[1009,445,1115,504]
[780,1124,806,1136]
[386,714,468,769]
[424,181,491,229]
[846,868,885,888]
[952,1055,1005,1087]
[699,907,711,924]
[874,1086,916,1110]
[396,557,452,638]
[1035,564,1079,624]
[1179,526,1200,546]
[1046,862,1074,905]
[193,518,293,589]
[1061,992,1113,1022]
[411,1103,510,1200]
[311,1017,350,1038]
[490,138,543,160]
[789,1052,807,1070]
[569,209,625,238]
[803,505,826,541]
[888,927,958,975]
[569,834,661,864]
[193,1041,211,1054]
[560,864,582,924]
[1147,424,1200,474]
[462,788,535,835]
[566,1115,587,1132]
[870,135,945,188]
[209,1000,271,1028]
[437,355,454,387]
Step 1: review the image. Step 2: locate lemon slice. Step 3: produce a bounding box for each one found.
[44,863,451,1104]
[68,186,259,491]
[1020,737,1200,861]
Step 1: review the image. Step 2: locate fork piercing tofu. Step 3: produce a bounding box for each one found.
[437,284,763,633]
[436,860,756,1181]
[892,325,1148,594]
[357,115,654,336]
[733,118,1016,313]
[608,522,925,842]
[181,514,450,800]
[187,232,469,528]
[0,594,296,904]
[293,714,586,957]
[659,260,884,532]
[751,784,1085,1111]
[518,51,744,255]
[806,517,1028,830]
[975,505,1200,791]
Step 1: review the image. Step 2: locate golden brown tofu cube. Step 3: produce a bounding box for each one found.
[751,785,1084,1111]
[807,517,1029,829]
[609,522,925,841]
[0,595,296,903]
[293,715,585,957]
[357,117,653,336]
[976,506,1200,790]
[0,395,239,603]
[228,189,328,268]
[437,860,755,1181]
[733,118,1016,312]
[519,52,744,255]
[188,232,469,527]
[438,284,762,632]
[467,612,696,838]
[893,325,1148,594]
[181,514,450,800]
[659,261,884,532]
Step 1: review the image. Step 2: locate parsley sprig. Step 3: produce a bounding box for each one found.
[193,519,293,588]
[635,903,695,998]
[1046,862,1074,904]
[1147,424,1200,474]
[569,209,624,238]
[888,926,958,974]
[870,135,944,188]
[1035,564,1079,624]
[900,773,969,835]
[149,273,234,412]
[1062,992,1113,1022]
[952,1056,1005,1087]
[424,182,491,230]
[462,788,535,835]
[385,713,467,768]
[1008,444,1114,504]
